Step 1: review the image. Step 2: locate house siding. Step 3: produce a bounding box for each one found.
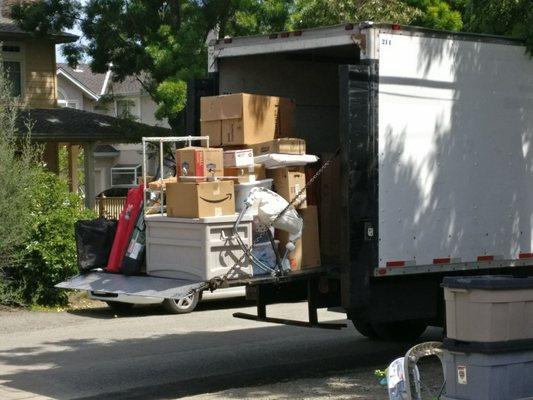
[25,40,56,108]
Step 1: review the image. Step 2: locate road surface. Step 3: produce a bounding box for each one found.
[0,299,442,400]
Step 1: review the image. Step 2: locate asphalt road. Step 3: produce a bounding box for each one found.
[0,299,442,400]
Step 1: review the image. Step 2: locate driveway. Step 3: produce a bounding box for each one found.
[0,299,443,399]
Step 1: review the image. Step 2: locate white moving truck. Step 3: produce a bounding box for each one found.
[60,22,533,341]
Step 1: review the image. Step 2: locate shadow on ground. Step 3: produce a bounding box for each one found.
[0,310,443,400]
[66,297,254,319]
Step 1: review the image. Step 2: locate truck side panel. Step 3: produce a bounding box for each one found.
[377,31,533,269]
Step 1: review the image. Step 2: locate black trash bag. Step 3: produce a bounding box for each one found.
[75,218,118,273]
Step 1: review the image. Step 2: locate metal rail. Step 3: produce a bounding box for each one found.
[141,136,210,215]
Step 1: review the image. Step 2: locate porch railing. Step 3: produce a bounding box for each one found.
[95,197,126,219]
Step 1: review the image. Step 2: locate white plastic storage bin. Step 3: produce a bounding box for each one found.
[442,275,533,342]
[145,214,253,281]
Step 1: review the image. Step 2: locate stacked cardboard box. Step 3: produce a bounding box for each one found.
[197,92,321,270]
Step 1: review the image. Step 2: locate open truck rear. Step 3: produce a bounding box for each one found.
[188,22,533,339]
[60,22,533,341]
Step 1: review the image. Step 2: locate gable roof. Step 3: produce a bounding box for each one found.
[57,63,146,98]
[17,107,172,142]
[57,63,106,100]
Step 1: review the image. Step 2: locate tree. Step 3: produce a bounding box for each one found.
[462,0,533,54]
[290,0,421,29]
[12,0,291,129]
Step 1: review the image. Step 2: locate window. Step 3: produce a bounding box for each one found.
[4,61,21,96]
[58,99,80,109]
[57,89,80,109]
[2,44,23,97]
[115,98,138,119]
[111,164,142,187]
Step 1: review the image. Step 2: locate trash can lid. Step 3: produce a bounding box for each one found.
[442,275,533,290]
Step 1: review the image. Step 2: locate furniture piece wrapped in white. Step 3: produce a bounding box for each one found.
[145,214,253,281]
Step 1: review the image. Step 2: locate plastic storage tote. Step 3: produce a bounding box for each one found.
[145,214,253,281]
[442,275,533,342]
[443,343,533,400]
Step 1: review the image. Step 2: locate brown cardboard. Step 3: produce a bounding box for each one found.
[166,180,235,218]
[147,176,177,190]
[277,206,320,270]
[301,206,321,269]
[223,149,254,168]
[176,147,224,182]
[224,164,266,184]
[200,93,295,146]
[319,153,342,263]
[200,120,222,147]
[250,138,306,156]
[276,97,296,137]
[267,167,307,209]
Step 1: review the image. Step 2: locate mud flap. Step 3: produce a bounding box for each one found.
[56,272,206,300]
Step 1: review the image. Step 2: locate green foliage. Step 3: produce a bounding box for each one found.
[0,67,94,307]
[462,0,533,54]
[290,0,420,29]
[405,0,463,30]
[8,171,95,306]
[0,68,41,273]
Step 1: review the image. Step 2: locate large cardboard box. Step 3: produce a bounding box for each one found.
[277,206,321,270]
[176,147,224,181]
[267,166,307,209]
[251,138,306,156]
[166,180,235,218]
[200,93,295,146]
[224,164,266,184]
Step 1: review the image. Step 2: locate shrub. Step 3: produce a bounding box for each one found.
[0,70,95,306]
[9,171,95,306]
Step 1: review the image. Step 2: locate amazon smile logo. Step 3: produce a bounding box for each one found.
[200,193,233,204]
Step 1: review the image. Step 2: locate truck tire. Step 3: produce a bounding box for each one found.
[105,301,134,312]
[372,320,428,342]
[162,292,200,314]
[350,317,379,340]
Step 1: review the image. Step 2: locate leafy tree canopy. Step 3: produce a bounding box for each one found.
[12,0,532,129]
[13,0,290,128]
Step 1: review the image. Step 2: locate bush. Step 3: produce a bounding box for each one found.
[8,172,95,306]
[0,70,95,306]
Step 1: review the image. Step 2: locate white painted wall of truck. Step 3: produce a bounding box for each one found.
[377,30,533,267]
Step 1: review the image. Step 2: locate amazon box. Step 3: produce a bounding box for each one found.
[176,147,224,182]
[267,166,307,209]
[224,164,266,184]
[200,93,295,146]
[251,138,306,156]
[166,180,235,218]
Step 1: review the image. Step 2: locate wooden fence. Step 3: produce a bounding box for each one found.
[95,197,126,219]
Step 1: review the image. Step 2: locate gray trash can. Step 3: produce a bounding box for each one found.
[443,340,533,400]
[442,275,533,342]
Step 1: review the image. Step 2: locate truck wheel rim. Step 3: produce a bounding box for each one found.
[176,293,194,308]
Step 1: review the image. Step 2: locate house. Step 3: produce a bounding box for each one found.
[0,0,171,208]
[56,63,170,195]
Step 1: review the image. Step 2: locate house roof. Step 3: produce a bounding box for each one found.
[17,107,172,142]
[94,144,119,153]
[57,63,107,99]
[0,17,78,43]
[57,63,146,98]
